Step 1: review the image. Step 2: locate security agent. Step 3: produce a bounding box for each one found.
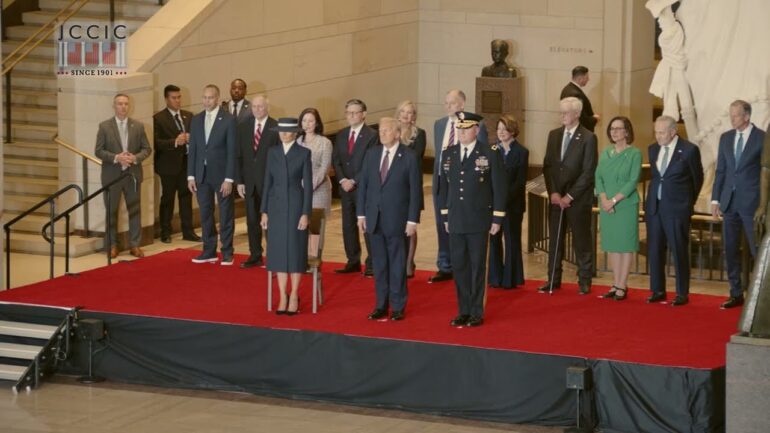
[439,112,507,327]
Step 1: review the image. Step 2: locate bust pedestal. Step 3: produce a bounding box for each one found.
[474,76,525,143]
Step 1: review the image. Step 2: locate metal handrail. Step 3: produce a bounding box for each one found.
[1,0,90,75]
[4,184,83,289]
[53,136,102,165]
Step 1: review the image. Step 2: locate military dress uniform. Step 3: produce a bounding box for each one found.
[439,112,507,327]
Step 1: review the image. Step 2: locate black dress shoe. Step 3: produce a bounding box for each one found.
[335,263,361,274]
[671,295,689,306]
[363,267,374,277]
[647,292,666,303]
[160,235,171,244]
[428,271,453,283]
[390,311,405,321]
[721,296,744,309]
[182,233,201,242]
[368,309,388,320]
[240,256,264,268]
[466,316,484,327]
[450,314,469,327]
[537,282,560,293]
[578,283,591,295]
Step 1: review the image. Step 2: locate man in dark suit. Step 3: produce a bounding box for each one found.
[95,94,152,258]
[540,97,598,295]
[711,100,765,309]
[430,89,488,283]
[357,117,422,321]
[646,115,704,306]
[153,84,199,244]
[221,78,252,125]
[332,98,378,275]
[187,84,237,265]
[439,112,506,327]
[560,66,600,132]
[236,94,278,268]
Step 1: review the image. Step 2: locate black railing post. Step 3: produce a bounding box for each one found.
[105,189,112,266]
[5,71,11,142]
[5,228,10,289]
[65,215,70,274]
[109,0,115,26]
[82,156,90,237]
[49,200,56,279]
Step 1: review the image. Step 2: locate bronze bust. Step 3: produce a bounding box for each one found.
[481,39,517,78]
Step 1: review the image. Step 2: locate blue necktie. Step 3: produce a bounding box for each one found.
[735,132,744,164]
[561,131,571,160]
[657,145,671,200]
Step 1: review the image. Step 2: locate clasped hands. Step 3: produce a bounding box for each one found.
[550,193,573,210]
[261,214,308,231]
[174,132,190,147]
[115,151,136,168]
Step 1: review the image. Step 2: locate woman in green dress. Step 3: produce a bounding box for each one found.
[595,116,642,300]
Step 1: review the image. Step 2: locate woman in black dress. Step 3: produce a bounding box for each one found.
[260,118,313,315]
[395,100,425,278]
[488,114,529,288]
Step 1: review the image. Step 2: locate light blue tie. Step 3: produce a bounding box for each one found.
[735,132,744,165]
[561,131,571,160]
[657,145,671,200]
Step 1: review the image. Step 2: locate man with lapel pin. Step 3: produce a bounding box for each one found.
[95,93,152,259]
[357,117,422,321]
[429,89,488,284]
[439,112,505,327]
[222,78,252,125]
[646,115,704,306]
[187,84,237,265]
[711,100,765,309]
[332,98,378,276]
[236,95,278,268]
[540,96,598,295]
[153,84,199,244]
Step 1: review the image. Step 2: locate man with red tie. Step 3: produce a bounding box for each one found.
[236,95,278,268]
[332,99,379,275]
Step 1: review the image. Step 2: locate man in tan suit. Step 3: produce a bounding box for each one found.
[94,93,152,258]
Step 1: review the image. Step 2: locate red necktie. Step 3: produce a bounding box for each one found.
[448,120,456,147]
[253,122,262,152]
[380,150,390,183]
[348,130,356,155]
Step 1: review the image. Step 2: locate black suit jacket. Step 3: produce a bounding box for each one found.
[332,124,379,186]
[236,116,278,196]
[542,125,598,208]
[153,108,192,176]
[500,140,529,214]
[712,124,765,214]
[357,144,422,237]
[646,138,704,217]
[187,108,237,184]
[405,127,426,162]
[221,99,253,124]
[560,82,597,132]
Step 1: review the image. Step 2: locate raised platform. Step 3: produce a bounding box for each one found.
[0,249,739,432]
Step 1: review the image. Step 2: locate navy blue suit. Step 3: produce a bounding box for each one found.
[712,124,765,297]
[645,138,704,297]
[357,144,422,312]
[188,108,237,257]
[431,116,488,273]
[488,140,529,288]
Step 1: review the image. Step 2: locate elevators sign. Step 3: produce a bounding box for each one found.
[55,22,128,76]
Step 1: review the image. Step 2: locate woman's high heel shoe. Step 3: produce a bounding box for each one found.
[614,287,627,301]
[287,296,300,316]
[276,294,288,315]
[600,286,619,299]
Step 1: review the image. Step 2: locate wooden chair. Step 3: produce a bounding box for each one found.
[267,208,326,313]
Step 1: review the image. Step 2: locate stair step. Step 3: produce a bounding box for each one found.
[2,38,55,58]
[5,155,59,177]
[5,105,58,127]
[40,0,163,17]
[2,71,56,91]
[3,192,54,213]
[0,342,43,360]
[4,175,59,195]
[0,54,52,75]
[4,140,59,159]
[0,321,58,340]
[7,232,104,257]
[4,211,73,234]
[22,10,151,30]
[7,122,57,142]
[0,364,27,382]
[10,87,57,108]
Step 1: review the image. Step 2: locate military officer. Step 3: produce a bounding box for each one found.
[439,112,507,327]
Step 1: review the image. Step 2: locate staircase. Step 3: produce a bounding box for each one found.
[0,308,77,392]
[2,0,163,257]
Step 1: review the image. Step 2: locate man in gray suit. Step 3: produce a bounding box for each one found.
[187,84,237,265]
[94,93,152,258]
[221,78,252,125]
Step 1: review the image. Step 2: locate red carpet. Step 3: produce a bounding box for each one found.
[0,249,740,369]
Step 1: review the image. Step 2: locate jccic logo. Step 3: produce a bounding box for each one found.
[56,22,128,76]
